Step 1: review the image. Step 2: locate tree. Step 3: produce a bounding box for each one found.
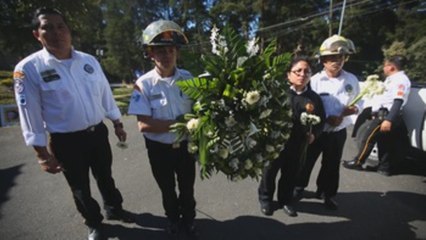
[0,0,102,69]
[101,0,144,82]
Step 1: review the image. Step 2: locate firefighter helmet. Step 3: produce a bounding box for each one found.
[142,20,188,47]
[318,34,356,57]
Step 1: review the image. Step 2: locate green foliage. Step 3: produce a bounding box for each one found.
[406,37,426,83]
[0,70,14,104]
[382,41,407,59]
[112,86,132,114]
[171,25,293,180]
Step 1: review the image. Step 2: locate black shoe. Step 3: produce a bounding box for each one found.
[315,190,324,199]
[184,222,199,239]
[260,203,274,216]
[343,159,363,170]
[293,187,304,201]
[105,209,135,223]
[88,226,104,240]
[324,197,338,210]
[283,205,297,217]
[166,221,180,239]
[377,169,391,176]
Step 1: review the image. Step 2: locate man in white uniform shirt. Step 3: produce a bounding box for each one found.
[294,35,360,210]
[127,20,197,239]
[343,55,411,175]
[13,7,132,240]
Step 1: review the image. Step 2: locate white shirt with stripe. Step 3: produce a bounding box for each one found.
[310,69,360,132]
[14,48,122,146]
[128,68,193,144]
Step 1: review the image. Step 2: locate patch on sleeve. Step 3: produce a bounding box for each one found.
[14,79,24,93]
[131,91,141,103]
[396,84,406,97]
[18,94,26,105]
[13,71,25,80]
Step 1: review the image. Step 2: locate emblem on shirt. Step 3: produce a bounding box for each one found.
[397,84,405,97]
[40,69,61,82]
[305,102,315,114]
[345,84,353,94]
[131,92,141,102]
[18,94,26,105]
[14,79,24,93]
[84,64,94,74]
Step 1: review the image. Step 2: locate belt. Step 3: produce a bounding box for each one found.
[371,108,389,120]
[51,122,103,135]
[144,137,186,149]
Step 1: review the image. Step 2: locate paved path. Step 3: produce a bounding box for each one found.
[1,116,425,240]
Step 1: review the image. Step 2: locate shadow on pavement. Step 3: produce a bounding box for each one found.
[0,164,24,217]
[101,190,426,240]
[295,191,426,240]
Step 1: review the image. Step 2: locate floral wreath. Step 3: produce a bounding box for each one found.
[171,25,293,180]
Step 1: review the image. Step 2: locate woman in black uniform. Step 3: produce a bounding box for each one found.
[258,56,325,217]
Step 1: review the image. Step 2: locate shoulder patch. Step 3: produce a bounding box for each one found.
[13,71,25,80]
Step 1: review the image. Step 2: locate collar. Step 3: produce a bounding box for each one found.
[152,67,181,85]
[290,85,308,95]
[42,47,78,65]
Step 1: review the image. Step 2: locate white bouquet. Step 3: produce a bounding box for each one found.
[171,25,293,180]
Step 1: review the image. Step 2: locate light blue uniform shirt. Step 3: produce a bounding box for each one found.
[128,68,193,144]
[14,48,121,146]
[310,69,360,132]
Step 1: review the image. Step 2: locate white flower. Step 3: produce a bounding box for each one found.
[245,91,260,105]
[272,152,280,159]
[259,109,272,119]
[300,112,321,126]
[225,116,237,127]
[255,168,263,176]
[247,38,260,57]
[366,74,380,82]
[210,25,220,55]
[237,56,248,67]
[244,159,253,170]
[186,118,200,132]
[206,130,215,138]
[229,158,239,170]
[188,142,198,153]
[246,138,257,148]
[266,145,275,152]
[218,148,229,159]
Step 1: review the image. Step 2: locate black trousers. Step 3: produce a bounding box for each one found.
[296,128,347,198]
[50,122,123,228]
[258,138,303,206]
[352,118,382,165]
[144,138,196,224]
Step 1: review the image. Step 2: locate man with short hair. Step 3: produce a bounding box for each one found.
[343,55,411,176]
[14,7,132,240]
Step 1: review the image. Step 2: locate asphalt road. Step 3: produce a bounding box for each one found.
[1,115,425,240]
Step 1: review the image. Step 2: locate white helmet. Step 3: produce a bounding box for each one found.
[318,34,356,57]
[142,20,188,47]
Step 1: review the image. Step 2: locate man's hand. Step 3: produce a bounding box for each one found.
[115,126,127,142]
[326,115,343,127]
[341,106,358,116]
[380,120,392,132]
[38,157,63,174]
[34,146,63,174]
